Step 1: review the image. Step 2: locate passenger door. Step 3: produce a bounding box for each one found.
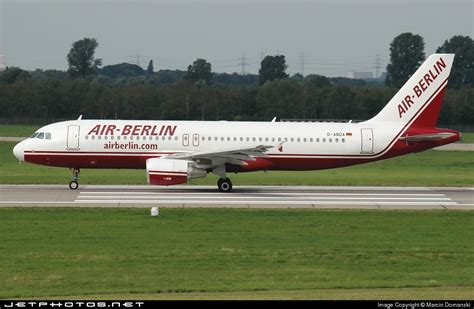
[67,125,80,150]
[360,128,374,154]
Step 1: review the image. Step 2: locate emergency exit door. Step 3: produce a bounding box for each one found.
[182,134,189,146]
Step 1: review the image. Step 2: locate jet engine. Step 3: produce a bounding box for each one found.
[146,158,207,186]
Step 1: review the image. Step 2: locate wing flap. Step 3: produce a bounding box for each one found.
[164,145,273,166]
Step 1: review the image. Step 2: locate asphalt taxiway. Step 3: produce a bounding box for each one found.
[0,185,472,210]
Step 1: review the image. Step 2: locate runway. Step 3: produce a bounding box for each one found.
[0,185,473,209]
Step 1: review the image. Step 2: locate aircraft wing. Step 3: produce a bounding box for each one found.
[164,145,274,166]
[399,132,456,142]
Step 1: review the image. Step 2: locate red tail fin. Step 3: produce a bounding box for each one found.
[409,86,447,129]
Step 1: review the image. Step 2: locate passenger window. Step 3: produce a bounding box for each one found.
[297,138,300,142]
[310,138,313,142]
[246,137,249,142]
[290,138,294,142]
[342,138,345,143]
[303,138,307,142]
[227,137,231,141]
[252,137,256,142]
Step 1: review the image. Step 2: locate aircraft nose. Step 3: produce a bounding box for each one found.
[13,141,26,161]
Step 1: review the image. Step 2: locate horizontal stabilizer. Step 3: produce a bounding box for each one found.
[399,132,456,142]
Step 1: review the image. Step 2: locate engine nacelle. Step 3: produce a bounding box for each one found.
[146,158,207,186]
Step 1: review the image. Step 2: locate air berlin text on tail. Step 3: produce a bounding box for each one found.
[398,57,447,119]
[87,124,177,136]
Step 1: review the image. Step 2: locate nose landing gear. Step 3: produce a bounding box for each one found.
[69,168,80,190]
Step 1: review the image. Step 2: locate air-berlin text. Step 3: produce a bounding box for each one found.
[398,57,446,118]
[87,124,177,136]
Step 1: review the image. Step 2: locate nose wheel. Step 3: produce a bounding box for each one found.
[69,168,80,190]
[217,177,233,193]
[69,181,79,190]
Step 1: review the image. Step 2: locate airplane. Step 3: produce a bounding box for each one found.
[13,53,460,192]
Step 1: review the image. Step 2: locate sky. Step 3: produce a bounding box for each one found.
[0,0,472,77]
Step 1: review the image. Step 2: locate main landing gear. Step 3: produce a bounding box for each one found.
[213,165,233,193]
[217,177,233,193]
[69,168,80,190]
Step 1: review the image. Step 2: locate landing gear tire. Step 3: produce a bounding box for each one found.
[69,168,80,190]
[217,178,233,193]
[69,181,79,190]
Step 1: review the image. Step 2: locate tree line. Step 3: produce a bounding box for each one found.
[0,33,472,126]
[0,77,472,126]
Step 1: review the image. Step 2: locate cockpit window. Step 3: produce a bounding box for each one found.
[30,132,51,140]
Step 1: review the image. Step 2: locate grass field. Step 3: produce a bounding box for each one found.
[1,141,472,186]
[0,208,472,299]
[0,124,42,137]
[461,132,474,143]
